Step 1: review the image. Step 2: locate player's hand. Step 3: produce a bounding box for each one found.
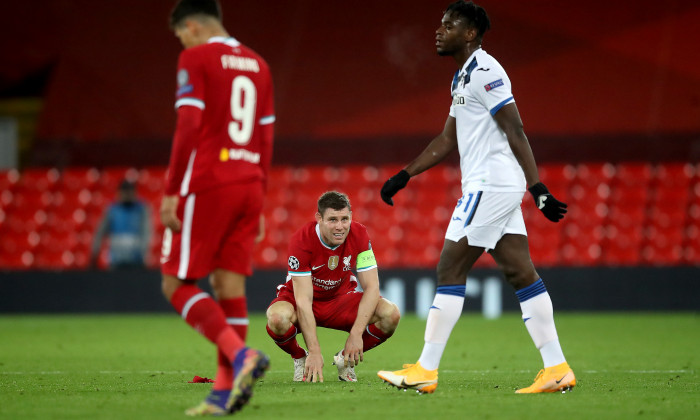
[380,170,410,206]
[528,182,567,222]
[160,195,182,232]
[304,352,324,383]
[255,214,265,243]
[342,333,364,367]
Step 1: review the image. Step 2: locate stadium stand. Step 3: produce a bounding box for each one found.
[0,162,698,270]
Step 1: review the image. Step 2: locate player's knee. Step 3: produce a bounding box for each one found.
[266,309,291,334]
[377,300,401,332]
[387,303,401,330]
[502,266,537,290]
[161,276,179,301]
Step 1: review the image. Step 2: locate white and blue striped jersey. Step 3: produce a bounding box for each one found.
[449,48,526,194]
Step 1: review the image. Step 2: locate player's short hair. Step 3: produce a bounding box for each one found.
[170,0,222,28]
[317,191,352,217]
[445,1,491,39]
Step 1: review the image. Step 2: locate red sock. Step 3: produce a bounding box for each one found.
[213,297,248,391]
[220,297,248,340]
[362,323,392,352]
[266,324,306,359]
[170,284,244,362]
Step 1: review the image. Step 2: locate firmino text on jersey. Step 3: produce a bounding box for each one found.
[221,55,260,73]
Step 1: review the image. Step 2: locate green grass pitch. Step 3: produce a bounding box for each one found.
[1,313,697,419]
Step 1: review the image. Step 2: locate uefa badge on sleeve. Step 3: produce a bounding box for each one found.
[288,256,299,270]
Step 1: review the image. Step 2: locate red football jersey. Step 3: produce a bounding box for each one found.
[167,36,274,195]
[283,221,377,300]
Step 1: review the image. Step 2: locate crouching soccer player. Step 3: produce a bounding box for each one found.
[266,191,401,382]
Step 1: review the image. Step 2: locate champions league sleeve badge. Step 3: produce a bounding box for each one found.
[288,256,300,270]
[177,69,189,87]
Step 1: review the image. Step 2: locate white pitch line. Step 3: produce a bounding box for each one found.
[433,369,695,374]
[1,369,298,375]
[1,369,694,375]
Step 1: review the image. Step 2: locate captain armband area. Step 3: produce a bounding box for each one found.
[356,249,377,270]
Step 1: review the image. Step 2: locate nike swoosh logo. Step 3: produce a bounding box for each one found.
[452,217,462,221]
[477,67,490,71]
[429,305,440,310]
[537,195,548,209]
[312,265,324,270]
[401,378,435,387]
[555,375,568,384]
[523,317,531,323]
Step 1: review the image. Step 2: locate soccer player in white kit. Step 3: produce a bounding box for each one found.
[377,0,576,394]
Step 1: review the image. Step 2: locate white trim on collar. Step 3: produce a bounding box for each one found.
[207,36,241,47]
[315,224,340,250]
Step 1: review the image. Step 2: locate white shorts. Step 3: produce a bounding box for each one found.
[445,191,527,251]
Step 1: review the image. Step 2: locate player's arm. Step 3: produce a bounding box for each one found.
[405,115,458,177]
[257,77,275,192]
[494,103,567,222]
[492,103,539,187]
[140,204,153,261]
[292,275,324,383]
[380,116,457,205]
[344,266,380,367]
[160,105,203,232]
[90,208,110,267]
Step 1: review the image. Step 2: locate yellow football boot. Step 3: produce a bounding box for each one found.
[515,362,576,393]
[377,361,438,394]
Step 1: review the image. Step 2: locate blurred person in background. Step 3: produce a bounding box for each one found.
[90,179,152,269]
[159,0,275,415]
[377,0,574,395]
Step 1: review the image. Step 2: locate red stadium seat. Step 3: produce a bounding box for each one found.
[0,169,20,192]
[559,241,602,266]
[641,243,683,266]
[602,244,641,265]
[652,163,693,190]
[563,202,608,229]
[528,224,561,249]
[137,166,167,190]
[608,185,649,208]
[100,167,139,192]
[607,204,646,229]
[615,162,653,188]
[530,244,560,267]
[0,248,34,269]
[602,224,644,265]
[61,167,101,191]
[16,168,61,192]
[683,240,700,265]
[649,186,689,205]
[643,225,684,247]
[538,163,575,196]
[646,203,688,229]
[34,249,76,270]
[574,162,616,189]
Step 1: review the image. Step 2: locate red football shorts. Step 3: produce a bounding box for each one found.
[161,181,263,279]
[269,281,368,332]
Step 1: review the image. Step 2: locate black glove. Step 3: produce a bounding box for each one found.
[380,170,410,206]
[528,182,567,222]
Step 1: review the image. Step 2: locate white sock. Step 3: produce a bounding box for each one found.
[418,287,465,370]
[517,279,566,368]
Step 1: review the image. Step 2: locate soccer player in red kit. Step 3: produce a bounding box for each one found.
[266,191,401,383]
[159,0,273,415]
